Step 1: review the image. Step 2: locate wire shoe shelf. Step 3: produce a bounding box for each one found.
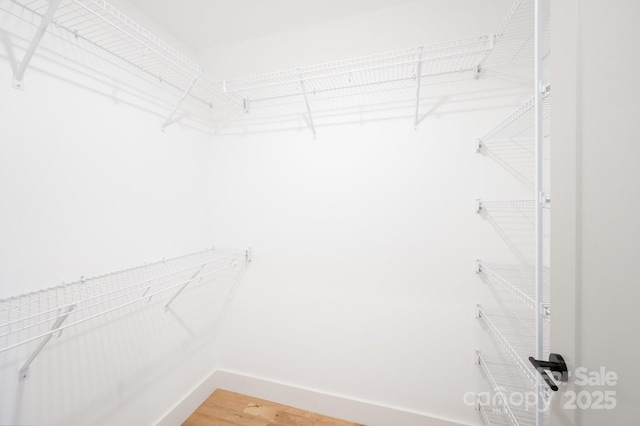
[476,199,537,212]
[477,306,540,390]
[0,247,250,380]
[477,87,551,147]
[476,351,541,426]
[477,262,535,312]
[474,0,552,423]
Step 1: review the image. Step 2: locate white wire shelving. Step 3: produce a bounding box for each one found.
[476,305,539,391]
[476,351,539,426]
[2,0,548,134]
[222,35,493,134]
[5,0,224,128]
[480,0,549,75]
[475,262,551,317]
[475,1,552,423]
[0,247,250,381]
[478,401,514,426]
[476,261,535,312]
[475,199,536,213]
[222,36,493,105]
[477,86,551,148]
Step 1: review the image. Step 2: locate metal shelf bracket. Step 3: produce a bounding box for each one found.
[414,47,424,130]
[298,74,316,138]
[161,70,202,131]
[164,264,205,311]
[18,302,77,381]
[542,304,551,321]
[12,0,63,90]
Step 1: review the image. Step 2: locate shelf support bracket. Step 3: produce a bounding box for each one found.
[298,76,316,138]
[414,47,424,130]
[12,0,63,90]
[19,303,76,381]
[161,70,202,131]
[164,264,206,311]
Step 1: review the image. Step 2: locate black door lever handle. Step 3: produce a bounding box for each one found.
[529,353,568,391]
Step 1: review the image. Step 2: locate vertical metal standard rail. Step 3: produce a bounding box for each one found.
[299,76,316,137]
[534,0,545,424]
[414,46,424,129]
[12,0,63,90]
[18,303,77,381]
[161,71,202,131]
[164,264,205,311]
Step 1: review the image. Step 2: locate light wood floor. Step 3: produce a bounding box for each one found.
[183,389,364,426]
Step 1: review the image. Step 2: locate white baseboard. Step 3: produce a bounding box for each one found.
[157,369,474,426]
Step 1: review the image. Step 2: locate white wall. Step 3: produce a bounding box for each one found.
[551,0,640,424]
[0,1,541,425]
[196,2,532,424]
[0,2,224,425]
[199,0,514,79]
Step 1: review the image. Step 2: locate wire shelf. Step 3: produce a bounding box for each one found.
[0,247,249,379]
[222,35,493,105]
[478,401,515,426]
[477,262,535,312]
[478,87,551,145]
[476,199,537,212]
[476,352,540,426]
[6,0,221,107]
[481,0,550,74]
[476,263,550,313]
[3,0,545,131]
[477,306,539,389]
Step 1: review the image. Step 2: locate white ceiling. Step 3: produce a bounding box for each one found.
[126,0,416,51]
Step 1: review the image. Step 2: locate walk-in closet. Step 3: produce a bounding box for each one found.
[1,0,638,425]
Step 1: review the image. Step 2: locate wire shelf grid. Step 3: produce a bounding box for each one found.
[479,401,517,426]
[222,35,493,104]
[477,352,541,426]
[477,306,541,390]
[477,199,537,212]
[2,0,547,129]
[7,0,222,108]
[0,248,248,357]
[477,262,536,311]
[481,0,550,74]
[478,87,551,144]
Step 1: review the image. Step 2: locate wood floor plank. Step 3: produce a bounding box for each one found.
[183,389,364,426]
